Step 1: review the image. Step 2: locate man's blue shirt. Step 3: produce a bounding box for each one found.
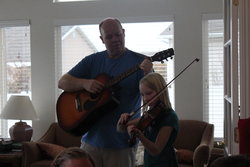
[68,49,145,148]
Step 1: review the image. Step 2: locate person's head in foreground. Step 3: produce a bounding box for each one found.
[210,154,250,167]
[52,147,95,167]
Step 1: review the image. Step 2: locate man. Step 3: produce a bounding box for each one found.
[58,17,153,167]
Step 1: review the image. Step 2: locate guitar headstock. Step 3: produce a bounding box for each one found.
[150,48,175,63]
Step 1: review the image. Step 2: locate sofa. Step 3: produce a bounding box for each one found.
[22,122,81,167]
[22,120,214,167]
[174,120,214,167]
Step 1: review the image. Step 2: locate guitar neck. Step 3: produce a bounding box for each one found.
[104,48,174,88]
[106,64,141,88]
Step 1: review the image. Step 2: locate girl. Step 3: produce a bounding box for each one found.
[117,72,179,167]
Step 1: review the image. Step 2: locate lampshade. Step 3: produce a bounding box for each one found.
[1,95,38,120]
[0,95,38,142]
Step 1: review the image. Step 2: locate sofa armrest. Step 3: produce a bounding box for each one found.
[193,123,214,167]
[201,124,214,147]
[193,144,210,167]
[37,123,57,143]
[22,141,44,167]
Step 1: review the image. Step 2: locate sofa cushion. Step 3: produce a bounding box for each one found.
[37,142,65,159]
[176,149,193,164]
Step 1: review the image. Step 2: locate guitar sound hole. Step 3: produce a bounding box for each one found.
[90,93,98,99]
[84,100,98,110]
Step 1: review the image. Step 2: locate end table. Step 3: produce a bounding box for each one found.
[0,151,22,167]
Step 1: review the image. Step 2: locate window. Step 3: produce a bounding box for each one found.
[202,17,224,139]
[55,21,175,107]
[0,21,31,138]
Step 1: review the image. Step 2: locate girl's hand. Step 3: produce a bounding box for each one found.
[127,125,143,138]
[127,125,136,136]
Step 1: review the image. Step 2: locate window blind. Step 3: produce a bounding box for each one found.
[0,20,31,138]
[202,17,224,139]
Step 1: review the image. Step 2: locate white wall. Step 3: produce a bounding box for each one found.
[0,0,222,140]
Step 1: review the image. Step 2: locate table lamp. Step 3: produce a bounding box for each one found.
[0,95,38,142]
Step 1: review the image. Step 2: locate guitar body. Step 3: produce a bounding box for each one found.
[56,73,119,136]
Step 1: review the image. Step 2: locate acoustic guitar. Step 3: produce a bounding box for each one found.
[56,48,175,136]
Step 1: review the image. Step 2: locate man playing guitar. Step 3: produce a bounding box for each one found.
[58,17,153,167]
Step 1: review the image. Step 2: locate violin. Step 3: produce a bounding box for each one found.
[128,101,166,147]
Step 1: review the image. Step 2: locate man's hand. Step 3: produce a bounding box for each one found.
[140,58,153,75]
[84,79,104,94]
[118,113,130,125]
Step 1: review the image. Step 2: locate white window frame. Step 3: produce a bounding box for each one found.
[202,14,224,140]
[54,17,175,110]
[0,20,31,138]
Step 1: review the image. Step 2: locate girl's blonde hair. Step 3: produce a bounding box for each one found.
[140,72,172,110]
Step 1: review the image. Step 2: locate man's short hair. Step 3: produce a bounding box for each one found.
[99,17,123,34]
[52,147,95,167]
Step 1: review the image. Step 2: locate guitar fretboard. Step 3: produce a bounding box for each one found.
[104,48,174,88]
[106,64,141,88]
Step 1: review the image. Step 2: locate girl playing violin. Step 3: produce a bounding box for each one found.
[117,72,179,167]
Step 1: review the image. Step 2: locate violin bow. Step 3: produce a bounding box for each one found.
[129,58,200,118]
